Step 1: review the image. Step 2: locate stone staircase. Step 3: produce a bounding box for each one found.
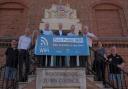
[0,80,3,89]
[86,75,112,89]
[18,75,36,89]
[18,74,113,89]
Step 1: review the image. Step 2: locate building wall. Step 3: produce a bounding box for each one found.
[0,0,128,65]
[0,0,128,36]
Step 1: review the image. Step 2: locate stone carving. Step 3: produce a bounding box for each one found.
[44,4,77,19]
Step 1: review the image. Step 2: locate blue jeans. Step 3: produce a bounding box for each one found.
[5,67,17,80]
[109,73,123,88]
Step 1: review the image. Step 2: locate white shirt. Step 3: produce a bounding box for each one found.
[67,32,76,36]
[59,30,62,36]
[43,30,53,35]
[85,32,97,47]
[18,35,32,50]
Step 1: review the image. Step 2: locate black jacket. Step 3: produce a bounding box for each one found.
[54,30,67,36]
[5,47,18,68]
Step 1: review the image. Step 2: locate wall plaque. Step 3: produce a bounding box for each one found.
[36,68,86,89]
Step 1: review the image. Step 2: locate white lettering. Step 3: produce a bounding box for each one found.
[53,37,84,43]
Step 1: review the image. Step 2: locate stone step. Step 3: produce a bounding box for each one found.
[87,78,101,89]
[18,74,36,89]
[86,75,94,81]
[18,75,113,89]
[0,80,3,89]
[18,82,28,89]
[19,80,36,89]
[28,75,36,83]
[95,81,104,89]
[86,75,113,89]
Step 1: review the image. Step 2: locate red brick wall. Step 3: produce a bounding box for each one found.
[0,0,128,36]
[0,0,128,65]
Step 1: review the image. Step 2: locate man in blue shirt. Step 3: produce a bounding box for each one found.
[42,23,53,35]
[67,25,76,36]
[18,28,32,82]
[40,23,53,67]
[67,25,77,67]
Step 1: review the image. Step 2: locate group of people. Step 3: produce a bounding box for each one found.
[33,23,97,68]
[4,23,97,84]
[93,41,125,88]
[4,28,32,88]
[4,22,125,89]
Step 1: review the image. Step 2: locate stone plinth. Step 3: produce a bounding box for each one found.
[36,68,86,89]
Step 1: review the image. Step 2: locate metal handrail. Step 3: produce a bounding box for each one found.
[0,65,6,89]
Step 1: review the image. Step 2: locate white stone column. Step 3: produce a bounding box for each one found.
[77,56,80,66]
[51,56,54,67]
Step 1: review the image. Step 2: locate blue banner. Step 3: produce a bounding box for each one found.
[35,35,89,56]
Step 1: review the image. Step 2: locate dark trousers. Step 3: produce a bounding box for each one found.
[79,56,88,67]
[70,56,77,67]
[95,60,105,82]
[56,56,65,67]
[37,55,45,67]
[46,55,51,67]
[18,50,29,82]
[38,55,51,67]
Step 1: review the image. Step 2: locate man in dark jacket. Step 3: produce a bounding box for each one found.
[5,39,18,88]
[108,46,124,88]
[54,23,67,67]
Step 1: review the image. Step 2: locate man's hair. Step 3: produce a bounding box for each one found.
[11,39,18,42]
[96,41,102,46]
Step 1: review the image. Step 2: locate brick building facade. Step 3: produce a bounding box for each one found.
[0,0,128,65]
